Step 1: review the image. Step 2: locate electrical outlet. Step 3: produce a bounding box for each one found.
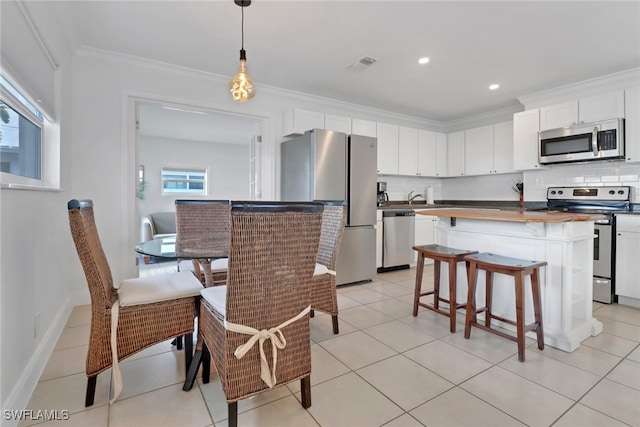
[34,312,40,338]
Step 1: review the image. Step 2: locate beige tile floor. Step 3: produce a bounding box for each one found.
[20,265,640,427]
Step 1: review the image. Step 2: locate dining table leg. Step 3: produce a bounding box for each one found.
[183,258,213,391]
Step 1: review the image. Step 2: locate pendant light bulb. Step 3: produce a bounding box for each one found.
[229,0,255,102]
[229,49,256,102]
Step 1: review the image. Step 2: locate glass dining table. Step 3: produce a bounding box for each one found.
[136,235,228,287]
[135,235,228,391]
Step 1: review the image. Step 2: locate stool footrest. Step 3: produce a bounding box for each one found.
[467,320,541,340]
[418,302,461,318]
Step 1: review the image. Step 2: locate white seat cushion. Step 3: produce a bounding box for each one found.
[178,259,196,272]
[118,271,202,307]
[313,263,329,276]
[201,286,227,317]
[210,257,228,272]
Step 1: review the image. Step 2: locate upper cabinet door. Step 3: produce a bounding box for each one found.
[540,101,578,130]
[398,126,419,175]
[352,118,377,137]
[324,114,352,134]
[447,131,465,176]
[283,109,325,136]
[435,133,448,177]
[376,122,399,174]
[493,121,514,174]
[625,86,640,163]
[464,125,493,176]
[418,129,437,176]
[579,90,625,124]
[513,109,542,171]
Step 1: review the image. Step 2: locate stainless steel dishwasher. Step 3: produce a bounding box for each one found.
[380,209,415,271]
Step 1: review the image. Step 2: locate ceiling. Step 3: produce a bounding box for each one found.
[53,0,640,124]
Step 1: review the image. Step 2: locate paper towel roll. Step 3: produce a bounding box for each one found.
[426,186,434,205]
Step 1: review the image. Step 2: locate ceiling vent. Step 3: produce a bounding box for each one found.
[346,56,379,72]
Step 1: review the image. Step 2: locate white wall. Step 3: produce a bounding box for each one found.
[138,135,251,215]
[0,1,74,415]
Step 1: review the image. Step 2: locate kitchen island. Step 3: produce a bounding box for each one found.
[418,208,604,352]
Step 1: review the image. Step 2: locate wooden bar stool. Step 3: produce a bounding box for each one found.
[413,244,478,333]
[463,252,546,362]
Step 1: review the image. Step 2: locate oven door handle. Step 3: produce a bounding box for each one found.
[593,228,599,260]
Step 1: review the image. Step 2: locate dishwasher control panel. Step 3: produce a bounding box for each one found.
[383,210,415,217]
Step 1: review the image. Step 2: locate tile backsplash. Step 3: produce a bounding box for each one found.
[379,161,640,204]
[524,161,640,202]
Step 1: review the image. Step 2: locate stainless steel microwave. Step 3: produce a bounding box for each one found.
[539,118,625,165]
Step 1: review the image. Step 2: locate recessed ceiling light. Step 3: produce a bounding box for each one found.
[489,83,500,90]
[418,57,430,65]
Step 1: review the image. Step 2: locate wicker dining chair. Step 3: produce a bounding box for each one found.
[199,201,323,427]
[67,199,202,406]
[310,200,347,334]
[175,199,230,287]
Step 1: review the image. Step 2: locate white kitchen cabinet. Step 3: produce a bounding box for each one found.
[417,130,436,176]
[447,131,465,176]
[513,108,543,171]
[282,109,324,136]
[493,121,514,173]
[625,86,640,163]
[435,132,448,177]
[539,91,625,131]
[616,215,640,306]
[413,212,437,265]
[352,118,377,137]
[464,125,494,176]
[376,210,383,269]
[540,101,578,130]
[377,122,399,174]
[324,114,351,134]
[579,90,625,124]
[398,126,419,175]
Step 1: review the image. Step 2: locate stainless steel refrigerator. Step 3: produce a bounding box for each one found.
[281,129,377,285]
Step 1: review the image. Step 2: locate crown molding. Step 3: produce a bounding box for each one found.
[443,103,524,133]
[75,46,442,130]
[517,68,640,109]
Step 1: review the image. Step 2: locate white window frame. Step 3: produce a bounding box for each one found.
[0,73,59,190]
[161,167,208,196]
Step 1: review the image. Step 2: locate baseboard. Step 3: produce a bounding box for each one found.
[2,298,73,427]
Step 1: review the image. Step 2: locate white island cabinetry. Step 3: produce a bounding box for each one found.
[413,210,437,266]
[425,209,602,352]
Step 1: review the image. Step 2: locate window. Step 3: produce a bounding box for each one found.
[161,167,207,195]
[0,76,44,181]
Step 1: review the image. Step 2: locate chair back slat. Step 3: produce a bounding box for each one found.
[67,199,116,307]
[225,201,323,328]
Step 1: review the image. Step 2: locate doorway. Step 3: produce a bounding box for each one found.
[134,100,264,273]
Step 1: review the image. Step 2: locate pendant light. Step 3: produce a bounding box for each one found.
[228,0,256,102]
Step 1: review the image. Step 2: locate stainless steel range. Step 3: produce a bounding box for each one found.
[545,186,632,303]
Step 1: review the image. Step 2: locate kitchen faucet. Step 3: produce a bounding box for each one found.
[407,190,423,205]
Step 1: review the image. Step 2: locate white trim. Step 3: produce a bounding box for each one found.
[2,298,73,427]
[517,68,640,109]
[78,47,440,129]
[15,1,59,70]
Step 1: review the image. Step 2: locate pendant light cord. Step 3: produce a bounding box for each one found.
[241,5,244,50]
